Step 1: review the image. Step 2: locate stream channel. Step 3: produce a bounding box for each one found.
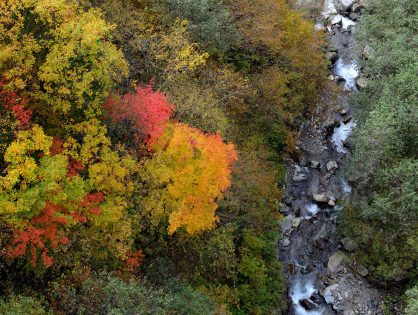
[278,1,385,314]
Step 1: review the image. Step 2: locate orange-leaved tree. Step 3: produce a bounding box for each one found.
[140,123,237,234]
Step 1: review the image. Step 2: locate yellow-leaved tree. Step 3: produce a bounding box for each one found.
[0,0,127,121]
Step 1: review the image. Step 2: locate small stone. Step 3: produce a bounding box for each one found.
[326,161,338,172]
[328,199,336,206]
[328,74,335,81]
[325,51,338,63]
[327,44,338,52]
[281,238,290,246]
[310,160,320,168]
[355,264,369,277]
[280,205,291,215]
[352,3,364,13]
[313,194,329,203]
[362,45,373,60]
[328,251,347,274]
[293,173,308,182]
[356,77,368,89]
[349,12,359,21]
[339,107,349,115]
[280,215,293,233]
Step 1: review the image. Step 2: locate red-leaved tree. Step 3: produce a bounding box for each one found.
[0,80,32,129]
[103,85,174,147]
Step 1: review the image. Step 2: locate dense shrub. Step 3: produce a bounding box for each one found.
[342,0,418,282]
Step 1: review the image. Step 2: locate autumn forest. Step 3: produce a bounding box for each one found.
[0,0,416,314]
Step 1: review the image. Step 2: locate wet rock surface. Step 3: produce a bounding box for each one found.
[278,1,385,314]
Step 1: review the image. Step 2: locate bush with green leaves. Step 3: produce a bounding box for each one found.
[0,296,49,315]
[158,0,240,54]
[404,284,418,315]
[50,274,217,315]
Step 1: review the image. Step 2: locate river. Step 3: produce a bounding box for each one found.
[278,1,385,314]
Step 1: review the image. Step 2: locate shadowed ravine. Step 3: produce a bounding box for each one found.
[278,1,385,314]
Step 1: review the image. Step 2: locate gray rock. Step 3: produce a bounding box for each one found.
[326,160,338,172]
[310,160,320,169]
[342,237,358,252]
[280,205,291,215]
[356,77,368,89]
[313,194,329,203]
[362,45,373,60]
[339,107,349,115]
[328,74,335,81]
[331,14,343,25]
[280,215,293,233]
[349,12,359,20]
[281,238,290,246]
[328,251,347,274]
[352,3,364,13]
[293,173,308,182]
[292,217,301,228]
[327,44,338,52]
[355,264,369,277]
[325,51,338,63]
[323,284,339,304]
[338,0,355,12]
[328,199,336,206]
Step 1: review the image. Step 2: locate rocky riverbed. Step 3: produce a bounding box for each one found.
[278,1,386,314]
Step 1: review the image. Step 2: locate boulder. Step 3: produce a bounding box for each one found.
[313,194,329,203]
[338,0,355,12]
[331,14,343,25]
[356,77,368,89]
[300,299,318,311]
[281,238,290,246]
[280,215,293,233]
[310,160,320,168]
[342,237,358,252]
[326,161,338,172]
[323,284,339,304]
[325,51,338,63]
[292,217,301,228]
[328,251,347,274]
